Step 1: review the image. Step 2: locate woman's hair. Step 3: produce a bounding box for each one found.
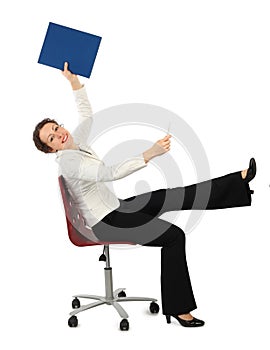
[33,118,59,153]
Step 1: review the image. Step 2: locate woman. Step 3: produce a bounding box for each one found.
[33,62,256,327]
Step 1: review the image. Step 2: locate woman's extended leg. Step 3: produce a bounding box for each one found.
[117,171,252,218]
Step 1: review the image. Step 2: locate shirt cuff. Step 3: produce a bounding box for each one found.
[138,153,148,166]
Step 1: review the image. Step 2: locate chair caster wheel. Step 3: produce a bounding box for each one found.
[68,315,78,327]
[149,302,159,314]
[72,298,81,309]
[120,318,129,331]
[118,291,126,298]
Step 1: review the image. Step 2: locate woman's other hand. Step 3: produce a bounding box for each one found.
[62,62,83,90]
[153,134,171,155]
[143,134,172,164]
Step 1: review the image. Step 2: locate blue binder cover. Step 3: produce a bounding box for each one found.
[38,22,102,78]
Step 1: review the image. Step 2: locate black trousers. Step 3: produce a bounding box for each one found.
[92,171,252,315]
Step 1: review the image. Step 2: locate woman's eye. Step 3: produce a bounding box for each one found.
[55,126,59,131]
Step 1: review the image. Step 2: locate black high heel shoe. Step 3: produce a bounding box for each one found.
[166,314,205,327]
[244,158,256,184]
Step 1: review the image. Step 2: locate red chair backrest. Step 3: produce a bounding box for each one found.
[58,176,135,247]
[58,176,100,247]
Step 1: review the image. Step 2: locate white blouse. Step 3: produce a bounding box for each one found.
[56,86,147,228]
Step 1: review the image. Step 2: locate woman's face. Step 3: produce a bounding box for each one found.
[39,122,73,153]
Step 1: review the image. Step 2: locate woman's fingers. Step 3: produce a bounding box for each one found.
[62,62,71,77]
[62,62,68,77]
[163,140,171,146]
[158,134,171,143]
[62,61,77,82]
[163,136,171,151]
[157,140,171,152]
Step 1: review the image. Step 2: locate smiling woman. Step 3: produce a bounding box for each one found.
[33,116,77,153]
[39,123,73,152]
[32,61,256,328]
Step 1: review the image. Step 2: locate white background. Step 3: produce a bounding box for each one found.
[1,0,270,348]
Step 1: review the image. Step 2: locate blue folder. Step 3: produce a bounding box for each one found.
[38,22,102,78]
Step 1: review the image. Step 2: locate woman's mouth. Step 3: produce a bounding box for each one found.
[62,134,68,143]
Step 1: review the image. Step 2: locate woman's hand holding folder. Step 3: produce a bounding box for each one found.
[62,62,83,90]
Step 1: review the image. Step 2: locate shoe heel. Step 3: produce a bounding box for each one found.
[166,315,171,324]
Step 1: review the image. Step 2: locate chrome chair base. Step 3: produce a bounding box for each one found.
[68,245,159,329]
[70,289,157,319]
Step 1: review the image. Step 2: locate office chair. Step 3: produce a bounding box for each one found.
[58,176,159,331]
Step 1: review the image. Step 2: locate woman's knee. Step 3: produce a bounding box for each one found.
[165,224,186,247]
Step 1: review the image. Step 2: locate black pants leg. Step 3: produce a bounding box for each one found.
[114,171,251,219]
[144,224,197,315]
[92,171,252,315]
[94,212,196,314]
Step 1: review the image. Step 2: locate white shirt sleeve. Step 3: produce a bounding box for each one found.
[72,86,93,145]
[59,153,147,182]
[80,155,147,182]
